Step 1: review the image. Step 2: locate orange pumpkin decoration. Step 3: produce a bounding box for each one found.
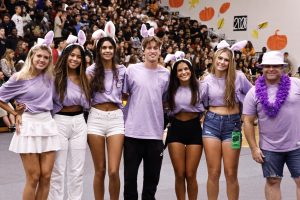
[267,29,288,50]
[199,7,215,21]
[169,0,184,8]
[219,2,230,14]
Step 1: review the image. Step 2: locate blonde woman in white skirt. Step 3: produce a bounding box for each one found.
[0,31,60,200]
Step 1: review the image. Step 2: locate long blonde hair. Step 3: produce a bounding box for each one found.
[16,45,53,80]
[211,48,236,108]
[2,49,15,67]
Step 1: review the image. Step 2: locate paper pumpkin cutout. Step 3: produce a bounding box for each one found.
[169,0,184,8]
[267,30,288,50]
[219,2,230,14]
[199,7,215,21]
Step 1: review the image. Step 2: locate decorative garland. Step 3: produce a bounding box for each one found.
[255,74,291,118]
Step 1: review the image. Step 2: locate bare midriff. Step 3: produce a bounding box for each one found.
[175,112,199,121]
[60,105,83,112]
[93,102,119,111]
[209,104,240,115]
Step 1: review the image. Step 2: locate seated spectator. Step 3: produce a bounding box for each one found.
[0,49,16,81]
[0,70,15,132]
[0,13,16,38]
[0,26,7,58]
[242,40,256,59]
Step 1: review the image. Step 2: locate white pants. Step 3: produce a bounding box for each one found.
[48,114,87,200]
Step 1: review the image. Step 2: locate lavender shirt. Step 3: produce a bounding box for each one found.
[0,73,53,113]
[243,77,300,152]
[170,84,205,115]
[202,71,253,107]
[86,64,126,108]
[52,78,90,114]
[123,63,170,140]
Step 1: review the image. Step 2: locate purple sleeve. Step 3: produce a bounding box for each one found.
[0,75,24,103]
[242,87,257,116]
[86,64,95,77]
[240,72,253,95]
[200,80,209,108]
[122,67,131,94]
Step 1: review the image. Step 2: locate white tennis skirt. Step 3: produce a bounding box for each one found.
[9,112,61,153]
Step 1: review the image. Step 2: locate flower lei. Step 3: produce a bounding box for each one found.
[255,74,291,118]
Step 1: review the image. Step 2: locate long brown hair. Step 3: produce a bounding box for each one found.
[54,45,91,103]
[211,48,236,108]
[168,60,200,111]
[91,37,118,93]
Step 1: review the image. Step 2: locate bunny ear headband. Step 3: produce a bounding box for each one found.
[140,24,155,38]
[216,40,247,57]
[65,30,87,50]
[33,31,54,50]
[92,21,116,44]
[164,51,192,69]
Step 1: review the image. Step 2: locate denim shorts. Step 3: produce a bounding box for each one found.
[202,111,242,141]
[261,148,300,178]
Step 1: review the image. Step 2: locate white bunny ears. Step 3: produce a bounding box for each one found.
[92,21,116,43]
[140,24,155,38]
[65,30,86,49]
[34,31,54,49]
[164,51,192,68]
[217,40,247,52]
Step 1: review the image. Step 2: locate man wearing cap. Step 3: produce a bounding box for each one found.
[243,51,300,200]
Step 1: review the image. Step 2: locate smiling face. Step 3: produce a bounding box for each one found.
[143,41,161,64]
[262,65,283,84]
[215,51,230,72]
[176,61,191,85]
[32,49,51,73]
[100,40,114,61]
[67,48,82,70]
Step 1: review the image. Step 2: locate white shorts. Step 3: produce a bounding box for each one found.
[87,107,124,137]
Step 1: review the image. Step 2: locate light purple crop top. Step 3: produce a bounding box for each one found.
[170,84,205,115]
[86,64,126,108]
[0,73,53,113]
[52,78,90,113]
[202,71,253,107]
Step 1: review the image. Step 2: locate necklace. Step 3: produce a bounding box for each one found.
[104,76,114,95]
[255,74,291,118]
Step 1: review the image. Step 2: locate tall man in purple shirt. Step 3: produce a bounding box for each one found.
[243,51,300,200]
[123,35,169,200]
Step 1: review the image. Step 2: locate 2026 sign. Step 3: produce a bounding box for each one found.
[233,16,247,31]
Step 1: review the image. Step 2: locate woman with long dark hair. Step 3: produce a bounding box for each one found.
[48,30,91,200]
[87,22,125,200]
[166,51,205,200]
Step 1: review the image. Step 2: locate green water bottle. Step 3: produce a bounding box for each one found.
[231,127,241,149]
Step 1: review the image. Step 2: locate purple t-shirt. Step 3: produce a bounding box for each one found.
[86,64,126,108]
[243,77,300,152]
[202,71,253,107]
[170,84,205,115]
[123,63,170,139]
[0,73,53,113]
[52,78,90,114]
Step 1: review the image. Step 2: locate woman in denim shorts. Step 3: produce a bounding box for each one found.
[202,41,252,200]
[166,51,205,200]
[86,22,125,200]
